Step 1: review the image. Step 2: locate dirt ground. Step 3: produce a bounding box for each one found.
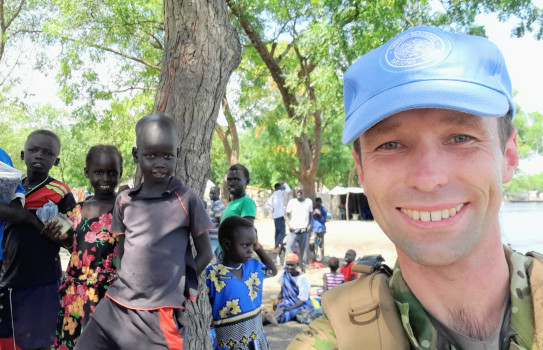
[254,218,396,349]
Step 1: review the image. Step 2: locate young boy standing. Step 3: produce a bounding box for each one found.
[75,114,213,349]
[0,130,76,349]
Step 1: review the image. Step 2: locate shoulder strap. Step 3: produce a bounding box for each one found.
[321,267,409,349]
[526,252,543,349]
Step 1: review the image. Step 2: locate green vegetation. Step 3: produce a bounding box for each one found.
[1,0,542,196]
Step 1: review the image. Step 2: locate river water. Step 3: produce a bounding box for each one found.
[500,201,543,254]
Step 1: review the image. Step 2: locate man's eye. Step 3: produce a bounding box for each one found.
[94,171,104,176]
[108,171,118,176]
[145,154,155,159]
[453,135,470,143]
[164,154,173,160]
[378,141,398,150]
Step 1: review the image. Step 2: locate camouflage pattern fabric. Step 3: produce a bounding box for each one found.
[288,246,539,349]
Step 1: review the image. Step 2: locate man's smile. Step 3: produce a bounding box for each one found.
[400,204,465,222]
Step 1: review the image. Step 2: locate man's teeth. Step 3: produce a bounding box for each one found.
[401,204,464,222]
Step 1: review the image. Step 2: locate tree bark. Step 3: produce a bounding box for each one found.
[154,0,241,348]
[215,96,239,203]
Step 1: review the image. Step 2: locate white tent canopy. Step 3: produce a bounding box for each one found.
[328,186,366,221]
[328,186,364,195]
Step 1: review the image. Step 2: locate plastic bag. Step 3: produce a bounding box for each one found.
[0,160,23,205]
[36,200,59,223]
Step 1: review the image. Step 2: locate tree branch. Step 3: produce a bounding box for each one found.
[59,36,161,71]
[226,0,298,118]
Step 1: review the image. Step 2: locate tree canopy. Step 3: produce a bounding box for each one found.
[1,0,542,195]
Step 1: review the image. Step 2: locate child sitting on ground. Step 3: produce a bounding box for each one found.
[272,253,314,323]
[75,114,213,348]
[0,130,77,349]
[206,216,278,349]
[54,145,123,349]
[322,257,344,291]
[340,249,358,282]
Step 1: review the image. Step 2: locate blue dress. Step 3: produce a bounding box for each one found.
[206,258,270,350]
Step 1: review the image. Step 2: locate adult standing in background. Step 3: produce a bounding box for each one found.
[221,164,256,225]
[285,185,312,272]
[265,181,291,253]
[207,186,225,257]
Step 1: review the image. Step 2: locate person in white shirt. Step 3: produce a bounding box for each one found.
[285,185,313,272]
[265,181,291,252]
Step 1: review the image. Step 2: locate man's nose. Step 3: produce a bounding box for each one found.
[405,144,449,192]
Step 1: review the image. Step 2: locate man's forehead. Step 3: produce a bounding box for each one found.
[227,169,243,177]
[362,109,485,138]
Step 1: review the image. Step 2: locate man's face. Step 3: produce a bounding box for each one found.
[294,186,304,201]
[133,123,178,185]
[226,169,247,198]
[353,109,518,266]
[22,134,60,175]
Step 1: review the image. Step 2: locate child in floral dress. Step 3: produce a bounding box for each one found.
[54,145,123,349]
[206,216,278,350]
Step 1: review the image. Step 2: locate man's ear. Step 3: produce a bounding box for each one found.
[20,151,24,161]
[84,167,90,179]
[54,158,60,167]
[502,129,519,184]
[132,147,139,163]
[351,147,365,186]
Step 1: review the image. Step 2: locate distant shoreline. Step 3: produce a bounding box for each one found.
[504,198,543,203]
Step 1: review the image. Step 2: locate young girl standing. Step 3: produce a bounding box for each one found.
[206,216,278,350]
[53,145,123,349]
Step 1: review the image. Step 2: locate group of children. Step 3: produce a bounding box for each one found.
[0,113,354,350]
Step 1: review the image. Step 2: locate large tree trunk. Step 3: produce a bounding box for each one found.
[215,96,239,203]
[154,0,241,348]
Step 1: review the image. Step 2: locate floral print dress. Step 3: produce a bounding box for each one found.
[206,258,271,350]
[54,204,119,350]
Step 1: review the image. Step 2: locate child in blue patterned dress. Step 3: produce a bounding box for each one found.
[206,216,278,350]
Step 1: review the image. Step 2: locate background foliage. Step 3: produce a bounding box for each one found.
[0,0,542,195]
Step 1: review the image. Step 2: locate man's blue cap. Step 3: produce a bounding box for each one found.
[343,26,514,145]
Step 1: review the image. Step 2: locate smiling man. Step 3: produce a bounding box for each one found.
[289,26,543,350]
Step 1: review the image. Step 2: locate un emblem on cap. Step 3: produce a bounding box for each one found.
[383,28,452,70]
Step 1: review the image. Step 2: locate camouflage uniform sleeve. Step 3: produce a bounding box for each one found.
[287,315,338,350]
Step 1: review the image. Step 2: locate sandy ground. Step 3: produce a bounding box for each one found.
[254,218,396,349]
[59,218,396,349]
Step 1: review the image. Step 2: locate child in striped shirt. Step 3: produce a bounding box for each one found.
[322,257,344,291]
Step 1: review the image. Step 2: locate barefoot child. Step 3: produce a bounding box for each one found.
[75,114,213,348]
[54,145,123,349]
[0,130,76,349]
[206,216,277,349]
